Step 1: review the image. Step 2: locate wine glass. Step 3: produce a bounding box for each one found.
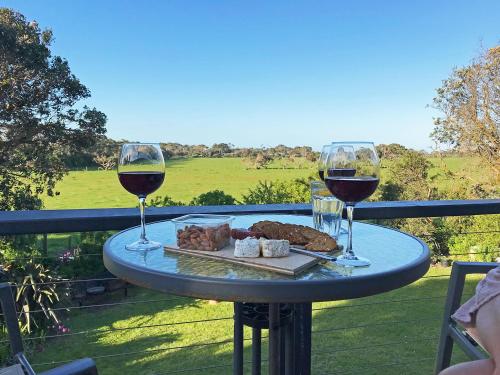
[317,144,348,236]
[324,142,380,266]
[318,144,331,181]
[118,143,165,251]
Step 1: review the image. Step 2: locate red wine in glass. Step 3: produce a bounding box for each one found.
[118,171,165,197]
[325,142,380,267]
[118,143,165,251]
[324,177,379,203]
[318,169,325,181]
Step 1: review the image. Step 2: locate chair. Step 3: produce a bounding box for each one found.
[435,261,498,374]
[0,283,98,375]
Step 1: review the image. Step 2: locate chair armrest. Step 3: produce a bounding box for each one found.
[452,261,498,275]
[39,358,98,375]
[16,353,36,375]
[451,317,486,351]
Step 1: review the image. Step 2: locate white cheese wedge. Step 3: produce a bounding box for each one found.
[260,239,290,258]
[234,237,260,258]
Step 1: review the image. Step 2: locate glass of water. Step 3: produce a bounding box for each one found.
[310,181,344,240]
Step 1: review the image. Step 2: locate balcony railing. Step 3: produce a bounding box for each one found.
[1,199,499,374]
[1,199,498,235]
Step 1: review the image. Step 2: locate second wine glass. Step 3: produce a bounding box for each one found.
[118,143,165,251]
[318,144,331,181]
[324,142,380,267]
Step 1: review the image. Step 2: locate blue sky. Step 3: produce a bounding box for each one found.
[3,1,499,150]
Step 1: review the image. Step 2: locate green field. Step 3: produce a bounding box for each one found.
[42,157,484,210]
[43,158,314,210]
[28,267,476,375]
[427,156,485,184]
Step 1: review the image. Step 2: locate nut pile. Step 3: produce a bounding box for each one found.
[177,224,231,251]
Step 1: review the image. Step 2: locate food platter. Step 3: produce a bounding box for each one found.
[164,244,320,276]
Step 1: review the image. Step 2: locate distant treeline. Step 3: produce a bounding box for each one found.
[67,136,462,170]
[66,138,320,170]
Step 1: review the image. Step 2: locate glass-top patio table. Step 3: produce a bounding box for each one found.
[103,214,430,375]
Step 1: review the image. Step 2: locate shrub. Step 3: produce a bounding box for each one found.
[0,246,61,334]
[242,179,310,204]
[189,190,237,206]
[58,231,111,279]
[148,195,185,207]
[14,262,61,333]
[448,215,500,262]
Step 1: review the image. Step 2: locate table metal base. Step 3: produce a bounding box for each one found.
[233,302,312,375]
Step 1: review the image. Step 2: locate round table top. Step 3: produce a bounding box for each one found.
[103,214,430,303]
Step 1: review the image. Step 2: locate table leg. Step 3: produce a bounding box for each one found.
[233,302,244,375]
[268,303,281,375]
[284,313,294,375]
[252,327,261,375]
[280,325,286,375]
[292,303,312,375]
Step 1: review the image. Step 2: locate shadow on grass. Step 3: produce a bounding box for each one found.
[28,269,482,375]
[29,286,207,374]
[310,271,479,375]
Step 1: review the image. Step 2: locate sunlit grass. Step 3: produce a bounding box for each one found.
[28,267,480,374]
[42,156,481,210]
[42,158,315,210]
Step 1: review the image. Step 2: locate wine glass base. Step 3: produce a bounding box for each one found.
[336,255,371,267]
[125,240,162,252]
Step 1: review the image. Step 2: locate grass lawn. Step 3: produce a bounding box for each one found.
[427,156,488,188]
[42,158,315,210]
[28,266,479,375]
[41,156,482,211]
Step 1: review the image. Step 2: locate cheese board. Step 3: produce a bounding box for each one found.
[164,244,320,276]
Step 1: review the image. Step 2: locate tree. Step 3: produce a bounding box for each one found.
[431,46,500,177]
[305,151,318,162]
[0,9,107,210]
[210,143,233,157]
[377,150,447,257]
[254,152,273,169]
[191,144,209,157]
[93,154,116,170]
[91,136,119,170]
[376,143,408,159]
[379,150,437,201]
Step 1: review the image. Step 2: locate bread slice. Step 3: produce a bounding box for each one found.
[250,221,338,251]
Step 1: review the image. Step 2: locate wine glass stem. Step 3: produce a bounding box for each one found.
[139,196,147,243]
[346,204,354,256]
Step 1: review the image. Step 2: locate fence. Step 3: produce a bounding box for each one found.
[1,199,499,374]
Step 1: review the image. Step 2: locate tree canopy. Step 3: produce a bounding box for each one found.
[0,9,107,210]
[431,46,499,177]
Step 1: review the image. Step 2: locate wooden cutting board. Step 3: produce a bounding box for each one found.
[164,244,320,276]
